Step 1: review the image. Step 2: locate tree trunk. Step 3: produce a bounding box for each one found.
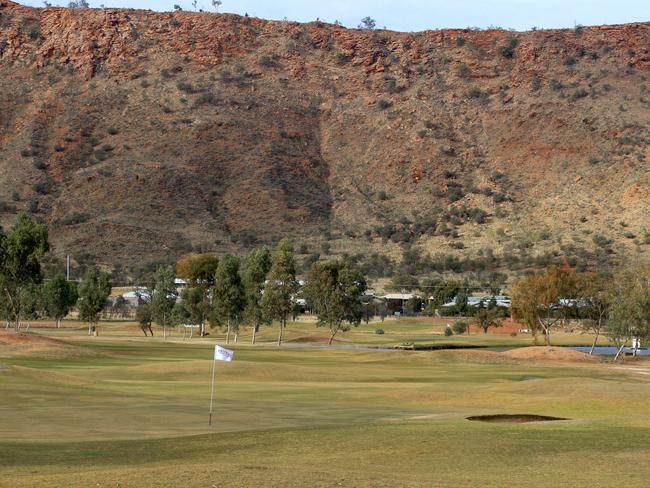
[14,315,20,333]
[589,330,600,355]
[26,321,31,331]
[226,319,231,344]
[328,330,336,346]
[4,320,8,330]
[163,324,166,341]
[234,329,239,343]
[544,328,551,346]
[614,344,626,362]
[277,318,284,346]
[251,322,258,344]
[88,322,93,336]
[56,318,61,329]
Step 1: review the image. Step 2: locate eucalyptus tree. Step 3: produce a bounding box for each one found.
[305,260,367,346]
[151,265,178,340]
[261,239,297,346]
[213,255,245,344]
[77,267,111,335]
[242,247,271,344]
[0,214,49,331]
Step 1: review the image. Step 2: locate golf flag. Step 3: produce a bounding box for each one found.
[214,345,234,362]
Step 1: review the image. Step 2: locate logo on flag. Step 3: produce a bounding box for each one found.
[214,345,234,362]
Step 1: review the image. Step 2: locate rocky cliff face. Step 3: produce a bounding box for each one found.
[0,1,648,277]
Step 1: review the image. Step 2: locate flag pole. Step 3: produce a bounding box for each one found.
[209,357,216,426]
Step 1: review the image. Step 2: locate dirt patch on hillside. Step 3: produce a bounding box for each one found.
[502,346,597,363]
[467,414,568,423]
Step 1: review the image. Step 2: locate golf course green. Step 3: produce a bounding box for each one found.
[1,319,649,487]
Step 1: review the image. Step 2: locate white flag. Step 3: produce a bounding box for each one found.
[214,345,234,362]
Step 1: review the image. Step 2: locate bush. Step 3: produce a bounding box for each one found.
[107,127,119,135]
[457,63,471,78]
[571,88,588,100]
[466,87,487,100]
[377,99,393,110]
[452,321,468,334]
[455,36,466,47]
[258,55,274,68]
[62,212,91,225]
[564,55,577,66]
[444,326,453,336]
[374,328,385,335]
[498,37,519,58]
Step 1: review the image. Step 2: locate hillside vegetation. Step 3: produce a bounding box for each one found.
[0,1,648,279]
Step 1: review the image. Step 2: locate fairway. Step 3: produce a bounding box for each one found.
[1,323,650,487]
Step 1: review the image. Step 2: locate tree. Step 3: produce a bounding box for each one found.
[242,247,271,344]
[211,0,222,11]
[77,267,111,336]
[180,286,211,336]
[359,16,376,29]
[42,273,78,329]
[213,255,245,344]
[606,270,650,361]
[20,284,42,331]
[473,300,503,334]
[176,254,219,336]
[0,214,49,331]
[305,260,367,346]
[136,303,154,336]
[68,1,90,8]
[511,266,580,345]
[151,265,178,340]
[580,273,612,355]
[261,239,297,346]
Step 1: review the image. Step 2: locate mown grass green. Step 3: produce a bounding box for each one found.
[1,322,649,487]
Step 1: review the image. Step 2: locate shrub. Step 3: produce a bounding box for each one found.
[107,127,119,135]
[0,201,16,213]
[455,36,466,47]
[374,328,385,335]
[571,88,588,100]
[531,75,541,91]
[335,52,349,64]
[33,159,47,170]
[623,231,636,239]
[452,321,468,334]
[564,55,577,66]
[62,212,91,225]
[457,63,471,78]
[444,326,453,336]
[466,87,487,100]
[550,79,563,91]
[258,55,274,68]
[170,18,181,28]
[377,99,393,110]
[498,37,519,58]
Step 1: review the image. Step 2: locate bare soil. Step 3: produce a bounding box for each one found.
[502,346,598,363]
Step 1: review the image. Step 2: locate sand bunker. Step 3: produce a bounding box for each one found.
[502,346,597,363]
[467,414,568,423]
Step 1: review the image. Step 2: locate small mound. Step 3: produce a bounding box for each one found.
[502,346,596,363]
[467,414,568,423]
[0,330,67,351]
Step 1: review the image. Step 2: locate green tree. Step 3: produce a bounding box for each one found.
[606,270,650,361]
[473,301,503,334]
[0,214,49,331]
[42,273,78,329]
[136,302,154,336]
[213,255,245,344]
[176,254,219,336]
[180,286,210,336]
[242,247,272,344]
[151,265,178,340]
[20,284,42,331]
[305,260,367,346]
[77,267,111,336]
[261,239,297,346]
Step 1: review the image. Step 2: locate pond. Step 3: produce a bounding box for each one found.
[569,346,650,356]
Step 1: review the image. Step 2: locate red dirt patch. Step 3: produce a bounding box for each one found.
[502,346,597,363]
[0,330,67,352]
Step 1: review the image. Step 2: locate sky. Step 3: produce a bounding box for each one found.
[17,1,650,32]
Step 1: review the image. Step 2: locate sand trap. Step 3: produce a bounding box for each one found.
[502,346,597,363]
[467,414,568,423]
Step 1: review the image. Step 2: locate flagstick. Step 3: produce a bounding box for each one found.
[209,358,216,426]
